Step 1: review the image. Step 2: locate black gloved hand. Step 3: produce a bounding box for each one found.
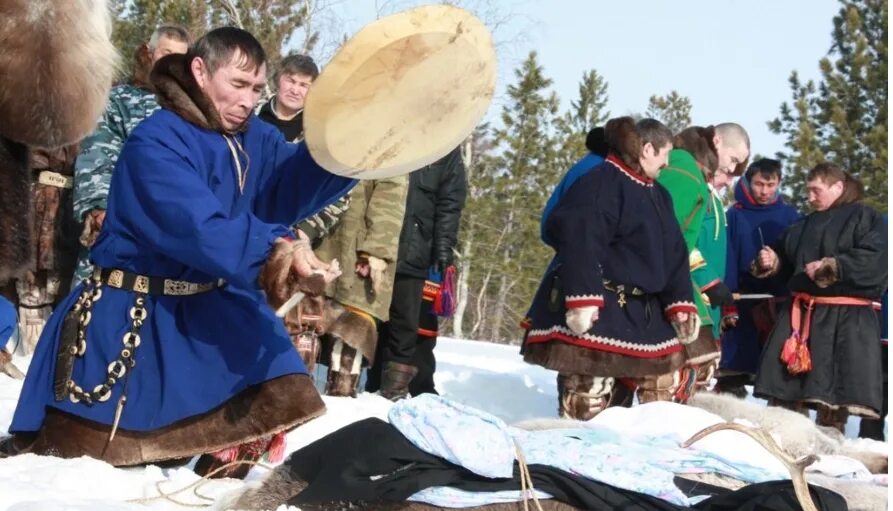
[703,282,735,307]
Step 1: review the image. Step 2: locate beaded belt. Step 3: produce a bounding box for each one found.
[92,268,225,296]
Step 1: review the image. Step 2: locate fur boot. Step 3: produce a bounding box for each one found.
[324,337,362,397]
[194,432,285,480]
[379,361,418,402]
[815,404,848,434]
[556,373,614,420]
[633,371,679,403]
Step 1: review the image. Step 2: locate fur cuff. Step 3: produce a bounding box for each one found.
[664,301,697,319]
[672,312,702,345]
[749,258,778,279]
[258,239,327,311]
[813,257,839,288]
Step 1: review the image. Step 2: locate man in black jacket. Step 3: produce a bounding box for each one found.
[366,147,467,400]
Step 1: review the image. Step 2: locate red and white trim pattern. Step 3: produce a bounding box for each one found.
[699,279,721,292]
[566,294,605,309]
[526,325,682,358]
[664,301,697,319]
[606,155,654,187]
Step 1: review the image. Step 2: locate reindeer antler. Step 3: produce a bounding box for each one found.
[682,422,819,511]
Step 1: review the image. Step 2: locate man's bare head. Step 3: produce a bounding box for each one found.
[713,123,750,175]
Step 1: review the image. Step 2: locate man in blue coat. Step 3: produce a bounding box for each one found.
[3,28,355,478]
[715,159,800,397]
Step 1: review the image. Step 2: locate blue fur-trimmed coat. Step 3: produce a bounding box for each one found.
[523,155,696,370]
[10,108,355,434]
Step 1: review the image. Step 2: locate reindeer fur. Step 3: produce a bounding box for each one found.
[0,0,118,279]
[0,0,119,148]
[688,392,887,474]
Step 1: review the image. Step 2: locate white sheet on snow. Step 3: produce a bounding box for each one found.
[0,338,886,510]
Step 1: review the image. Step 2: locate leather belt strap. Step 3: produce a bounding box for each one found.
[93,267,224,296]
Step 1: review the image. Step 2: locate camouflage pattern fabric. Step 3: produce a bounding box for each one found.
[294,194,351,247]
[71,84,159,283]
[314,177,408,321]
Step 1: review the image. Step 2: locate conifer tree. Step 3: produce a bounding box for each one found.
[770,0,887,211]
[483,51,560,342]
[555,69,610,171]
[646,90,693,133]
[110,0,315,81]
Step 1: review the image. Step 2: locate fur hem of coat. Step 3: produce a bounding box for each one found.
[9,374,324,466]
[523,340,685,378]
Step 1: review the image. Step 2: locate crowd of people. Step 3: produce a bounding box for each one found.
[0,24,467,477]
[522,117,887,442]
[0,19,885,484]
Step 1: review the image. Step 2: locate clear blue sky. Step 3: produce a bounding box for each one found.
[321,0,842,161]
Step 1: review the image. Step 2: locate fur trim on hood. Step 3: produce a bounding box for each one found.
[831,172,865,209]
[150,53,246,134]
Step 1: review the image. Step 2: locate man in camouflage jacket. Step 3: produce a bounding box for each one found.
[312,177,408,397]
[72,24,190,283]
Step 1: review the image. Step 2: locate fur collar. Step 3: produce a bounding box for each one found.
[150,54,245,134]
[831,172,865,208]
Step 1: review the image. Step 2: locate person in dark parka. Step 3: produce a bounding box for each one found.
[752,163,887,432]
[367,147,467,400]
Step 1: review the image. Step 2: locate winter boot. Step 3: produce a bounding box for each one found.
[379,361,418,401]
[292,330,320,376]
[324,337,362,397]
[816,404,849,434]
[194,432,286,480]
[767,397,809,417]
[713,373,750,398]
[557,373,614,420]
[634,371,679,403]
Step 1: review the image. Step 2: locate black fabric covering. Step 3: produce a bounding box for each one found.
[283,418,847,511]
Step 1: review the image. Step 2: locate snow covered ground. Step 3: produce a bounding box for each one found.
[0,337,886,510]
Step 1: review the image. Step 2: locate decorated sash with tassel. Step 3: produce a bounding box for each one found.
[781,293,877,375]
[431,265,457,318]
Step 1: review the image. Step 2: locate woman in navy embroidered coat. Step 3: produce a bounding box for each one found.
[5,29,355,471]
[523,117,699,420]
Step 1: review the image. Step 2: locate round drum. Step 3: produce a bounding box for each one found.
[303,5,496,179]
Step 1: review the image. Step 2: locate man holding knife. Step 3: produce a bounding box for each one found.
[716,159,800,397]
